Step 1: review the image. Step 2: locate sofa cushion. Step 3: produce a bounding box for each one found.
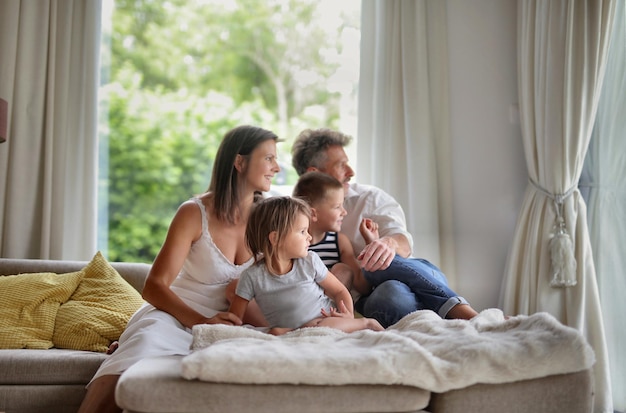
[0,349,106,385]
[53,252,145,352]
[117,355,431,413]
[0,258,150,294]
[0,383,89,413]
[426,369,593,413]
[0,270,83,349]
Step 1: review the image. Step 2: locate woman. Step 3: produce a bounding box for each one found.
[78,125,280,413]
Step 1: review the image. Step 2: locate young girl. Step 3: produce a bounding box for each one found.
[293,171,479,323]
[228,196,383,335]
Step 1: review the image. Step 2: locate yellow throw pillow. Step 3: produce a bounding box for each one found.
[0,270,83,349]
[53,251,145,352]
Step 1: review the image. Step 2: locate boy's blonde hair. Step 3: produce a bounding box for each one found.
[246,196,311,274]
[292,171,343,206]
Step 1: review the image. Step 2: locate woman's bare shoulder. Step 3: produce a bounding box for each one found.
[169,199,205,235]
[177,194,211,215]
[176,199,200,215]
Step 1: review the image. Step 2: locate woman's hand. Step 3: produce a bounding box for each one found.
[201,311,243,326]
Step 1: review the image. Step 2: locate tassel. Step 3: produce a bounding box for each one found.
[528,178,578,287]
[549,217,577,287]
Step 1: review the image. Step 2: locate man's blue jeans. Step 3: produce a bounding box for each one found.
[355,256,469,328]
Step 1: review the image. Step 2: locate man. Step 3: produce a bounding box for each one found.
[291,128,477,327]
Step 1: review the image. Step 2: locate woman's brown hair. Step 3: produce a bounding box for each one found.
[207,125,278,224]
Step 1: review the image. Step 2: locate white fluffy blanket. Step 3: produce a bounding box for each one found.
[181,309,594,392]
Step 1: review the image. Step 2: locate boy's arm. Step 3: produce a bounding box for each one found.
[338,233,371,295]
[318,271,354,316]
[359,218,380,244]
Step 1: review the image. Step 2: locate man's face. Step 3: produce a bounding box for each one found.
[312,145,354,193]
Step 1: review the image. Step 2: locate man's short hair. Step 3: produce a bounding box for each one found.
[291,128,352,176]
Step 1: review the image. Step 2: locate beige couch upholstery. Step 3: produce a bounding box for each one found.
[0,258,594,413]
[0,258,150,413]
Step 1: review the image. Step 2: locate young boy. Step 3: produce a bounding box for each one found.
[293,171,480,323]
[292,171,371,296]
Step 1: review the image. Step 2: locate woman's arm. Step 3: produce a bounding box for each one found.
[142,201,242,329]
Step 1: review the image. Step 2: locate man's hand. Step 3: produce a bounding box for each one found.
[357,236,397,272]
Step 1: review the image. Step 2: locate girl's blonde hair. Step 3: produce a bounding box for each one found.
[246,196,311,274]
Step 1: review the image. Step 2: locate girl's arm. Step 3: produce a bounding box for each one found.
[318,271,354,317]
[337,233,371,295]
[142,201,242,329]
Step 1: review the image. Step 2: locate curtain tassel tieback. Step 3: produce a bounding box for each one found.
[529,178,577,288]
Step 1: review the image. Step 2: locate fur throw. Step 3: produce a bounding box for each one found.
[181,309,594,393]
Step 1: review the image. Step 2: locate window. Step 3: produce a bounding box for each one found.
[580,3,626,409]
[98,0,361,263]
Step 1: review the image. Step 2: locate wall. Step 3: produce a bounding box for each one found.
[446,0,527,310]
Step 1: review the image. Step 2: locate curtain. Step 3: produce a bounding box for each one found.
[0,0,102,260]
[358,0,456,282]
[499,1,616,412]
[581,0,626,409]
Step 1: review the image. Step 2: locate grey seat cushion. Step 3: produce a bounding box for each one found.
[0,349,106,385]
[116,355,431,413]
[427,369,593,413]
[0,384,88,413]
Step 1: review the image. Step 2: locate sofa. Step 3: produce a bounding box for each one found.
[0,256,149,413]
[0,256,595,413]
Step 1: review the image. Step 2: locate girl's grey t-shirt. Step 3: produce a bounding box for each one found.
[236,251,334,328]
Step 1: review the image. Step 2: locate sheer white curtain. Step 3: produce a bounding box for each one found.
[0,0,102,260]
[499,1,616,412]
[358,0,456,280]
[581,0,626,409]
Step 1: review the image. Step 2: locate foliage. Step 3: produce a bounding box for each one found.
[100,0,359,263]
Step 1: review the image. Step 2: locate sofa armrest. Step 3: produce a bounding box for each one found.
[0,258,151,293]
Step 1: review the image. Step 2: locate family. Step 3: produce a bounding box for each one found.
[78,125,479,412]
